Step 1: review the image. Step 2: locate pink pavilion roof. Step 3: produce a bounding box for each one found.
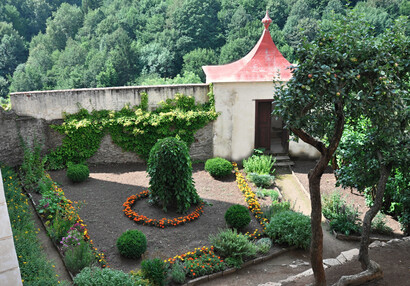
[202,11,293,83]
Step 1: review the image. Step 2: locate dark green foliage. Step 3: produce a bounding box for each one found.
[116,230,147,259]
[66,163,89,183]
[204,157,232,178]
[74,266,145,286]
[147,137,200,213]
[322,192,361,235]
[224,204,251,229]
[266,210,311,249]
[6,0,403,95]
[141,258,167,286]
[2,166,60,285]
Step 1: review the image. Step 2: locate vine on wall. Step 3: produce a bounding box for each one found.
[47,87,218,169]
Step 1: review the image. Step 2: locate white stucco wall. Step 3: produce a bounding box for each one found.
[213,82,275,161]
[212,81,320,161]
[10,84,209,120]
[0,170,23,286]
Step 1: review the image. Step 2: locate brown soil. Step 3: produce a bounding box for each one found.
[48,163,266,273]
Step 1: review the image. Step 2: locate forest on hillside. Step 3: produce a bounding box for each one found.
[0,0,409,101]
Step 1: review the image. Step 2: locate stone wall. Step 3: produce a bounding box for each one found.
[0,169,23,285]
[1,84,213,167]
[10,84,209,120]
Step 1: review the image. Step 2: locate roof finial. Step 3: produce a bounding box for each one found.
[262,10,272,30]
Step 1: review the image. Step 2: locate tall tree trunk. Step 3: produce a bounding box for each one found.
[359,159,393,270]
[308,156,330,285]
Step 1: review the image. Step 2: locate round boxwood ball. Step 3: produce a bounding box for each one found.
[66,163,89,183]
[116,230,147,259]
[225,204,251,230]
[205,157,232,178]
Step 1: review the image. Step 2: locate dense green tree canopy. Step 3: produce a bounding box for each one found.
[0,0,408,99]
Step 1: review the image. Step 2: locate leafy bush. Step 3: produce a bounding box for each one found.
[224,204,251,229]
[322,192,361,235]
[209,229,257,264]
[255,188,279,201]
[205,157,232,178]
[64,240,94,275]
[184,252,226,278]
[243,154,276,175]
[170,262,186,284]
[147,137,200,213]
[66,163,89,183]
[261,200,291,220]
[255,238,272,254]
[74,266,146,286]
[141,258,167,286]
[371,212,393,235]
[266,210,311,249]
[247,173,274,187]
[3,166,60,285]
[116,230,147,259]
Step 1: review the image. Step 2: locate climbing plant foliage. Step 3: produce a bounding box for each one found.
[47,89,218,169]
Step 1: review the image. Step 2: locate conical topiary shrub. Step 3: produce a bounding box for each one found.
[147,137,200,213]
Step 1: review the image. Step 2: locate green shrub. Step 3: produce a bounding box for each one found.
[64,240,94,275]
[116,230,147,259]
[266,210,311,249]
[247,173,274,187]
[141,258,167,286]
[255,238,272,254]
[170,262,186,284]
[205,157,232,178]
[224,204,251,229]
[243,154,276,175]
[255,188,279,201]
[261,200,291,220]
[74,266,145,286]
[66,163,89,183]
[209,229,257,264]
[371,212,393,235]
[322,192,361,235]
[147,137,200,213]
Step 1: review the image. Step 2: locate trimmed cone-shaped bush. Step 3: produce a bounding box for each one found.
[224,204,251,229]
[147,137,200,213]
[116,230,147,259]
[66,163,89,183]
[205,157,232,178]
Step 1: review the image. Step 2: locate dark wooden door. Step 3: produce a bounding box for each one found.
[255,101,272,150]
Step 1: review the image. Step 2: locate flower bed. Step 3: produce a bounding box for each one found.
[123,190,205,228]
[1,165,60,285]
[233,162,268,239]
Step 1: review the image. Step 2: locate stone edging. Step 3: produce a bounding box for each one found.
[182,246,296,286]
[276,237,410,285]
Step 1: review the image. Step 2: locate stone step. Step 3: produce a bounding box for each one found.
[274,161,294,167]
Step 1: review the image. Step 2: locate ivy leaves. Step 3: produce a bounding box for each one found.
[47,93,218,168]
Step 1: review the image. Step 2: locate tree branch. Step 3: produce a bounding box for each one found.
[290,127,326,155]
